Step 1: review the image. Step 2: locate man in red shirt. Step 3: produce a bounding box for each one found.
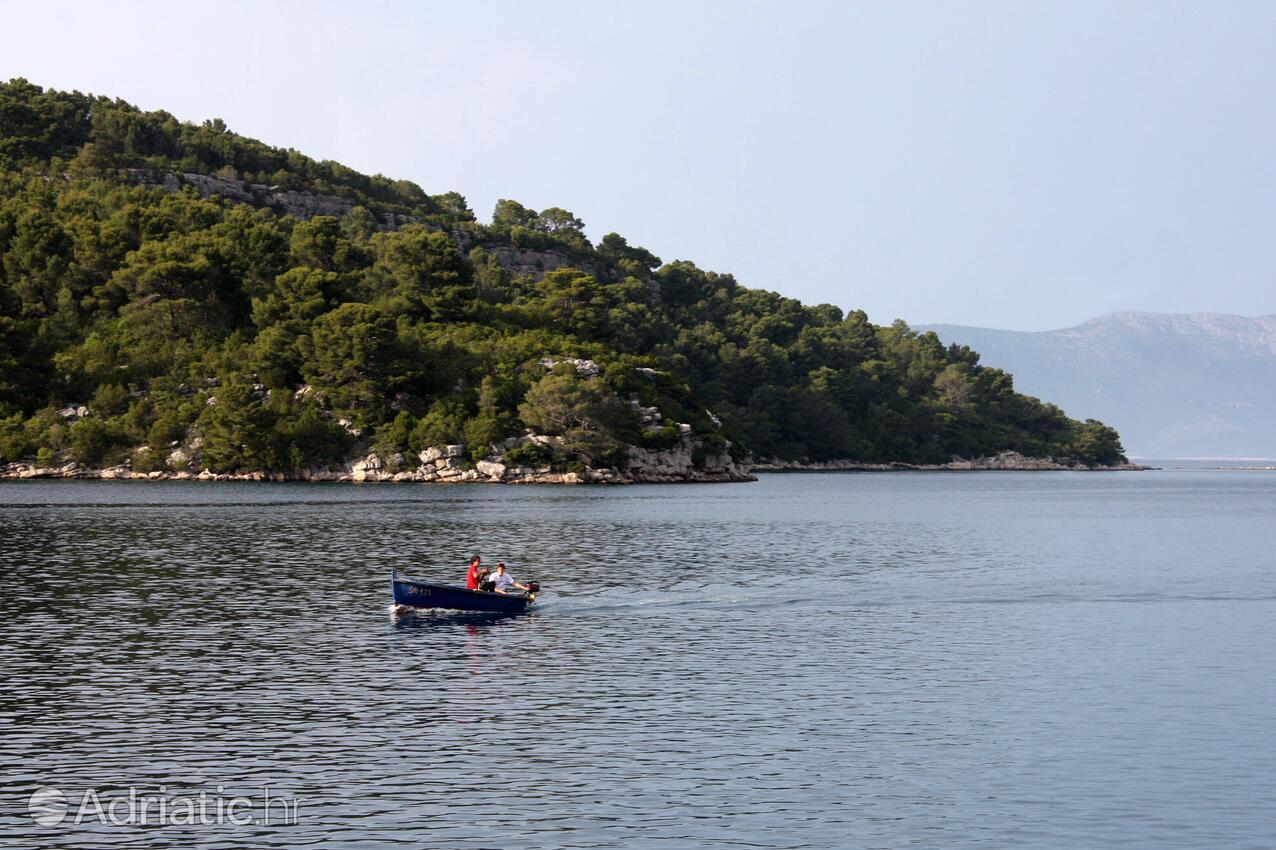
[465,555,483,590]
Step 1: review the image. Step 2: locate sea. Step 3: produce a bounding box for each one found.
[2,469,1274,849]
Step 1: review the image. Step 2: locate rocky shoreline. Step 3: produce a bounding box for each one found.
[752,451,1149,472]
[0,440,757,485]
[0,450,1147,483]
[0,464,754,484]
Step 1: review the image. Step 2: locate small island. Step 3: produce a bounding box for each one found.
[0,80,1128,482]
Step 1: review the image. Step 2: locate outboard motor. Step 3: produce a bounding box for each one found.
[524,581,541,598]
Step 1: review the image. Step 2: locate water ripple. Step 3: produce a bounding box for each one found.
[2,473,1276,848]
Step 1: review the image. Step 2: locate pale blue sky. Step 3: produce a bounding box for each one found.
[5,1,1274,330]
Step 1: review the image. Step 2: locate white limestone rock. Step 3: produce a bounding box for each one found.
[476,460,507,479]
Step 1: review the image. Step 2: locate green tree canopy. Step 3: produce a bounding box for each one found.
[518,369,633,465]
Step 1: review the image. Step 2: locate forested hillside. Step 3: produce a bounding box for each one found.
[0,79,1126,476]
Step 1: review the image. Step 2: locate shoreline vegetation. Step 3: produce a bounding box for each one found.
[0,80,1129,480]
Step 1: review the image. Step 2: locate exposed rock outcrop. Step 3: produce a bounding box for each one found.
[126,168,418,230]
[626,437,748,482]
[483,246,598,280]
[125,169,599,282]
[539,357,601,377]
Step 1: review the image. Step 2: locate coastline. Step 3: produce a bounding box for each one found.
[0,461,757,485]
[752,451,1150,473]
[0,450,1147,483]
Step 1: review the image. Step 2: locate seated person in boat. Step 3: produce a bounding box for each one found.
[465,555,485,590]
[489,562,530,594]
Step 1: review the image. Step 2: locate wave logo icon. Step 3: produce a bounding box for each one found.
[28,786,68,826]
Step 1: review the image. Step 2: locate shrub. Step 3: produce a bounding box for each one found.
[464,413,504,461]
[133,447,169,473]
[269,402,350,471]
[147,408,192,447]
[411,399,466,450]
[504,441,553,467]
[0,413,32,461]
[68,417,126,466]
[90,383,130,417]
[372,411,417,467]
[640,423,681,449]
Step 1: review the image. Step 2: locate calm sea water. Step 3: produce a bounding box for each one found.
[2,471,1275,849]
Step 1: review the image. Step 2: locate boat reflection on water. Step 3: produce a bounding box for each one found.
[389,602,540,680]
[389,604,537,633]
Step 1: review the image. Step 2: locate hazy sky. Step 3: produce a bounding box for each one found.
[5,1,1274,330]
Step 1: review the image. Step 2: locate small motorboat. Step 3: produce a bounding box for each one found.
[391,570,540,614]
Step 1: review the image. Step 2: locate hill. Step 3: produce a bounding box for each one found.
[920,312,1276,458]
[0,79,1126,479]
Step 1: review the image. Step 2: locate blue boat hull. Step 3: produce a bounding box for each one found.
[391,571,534,613]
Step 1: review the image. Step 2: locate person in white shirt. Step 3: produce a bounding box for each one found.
[489,562,529,594]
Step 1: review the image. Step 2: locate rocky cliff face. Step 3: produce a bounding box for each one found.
[482,246,595,280]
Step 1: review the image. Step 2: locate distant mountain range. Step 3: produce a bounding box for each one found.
[918,312,1276,459]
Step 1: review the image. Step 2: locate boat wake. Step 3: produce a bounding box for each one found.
[532,587,822,616]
